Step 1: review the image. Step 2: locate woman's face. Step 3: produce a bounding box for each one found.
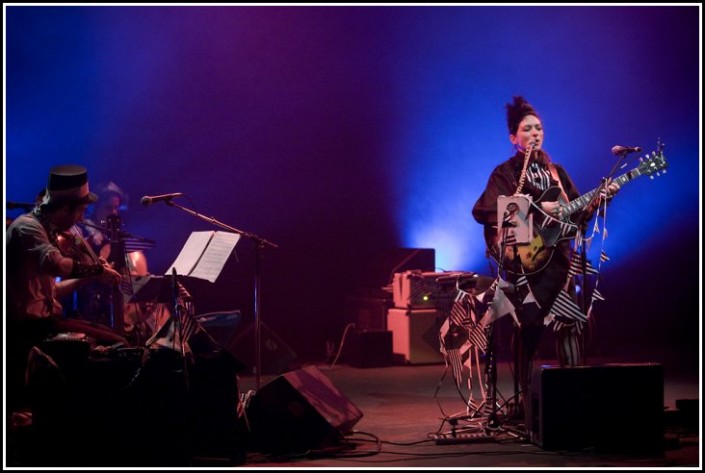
[510,114,544,152]
[95,195,121,223]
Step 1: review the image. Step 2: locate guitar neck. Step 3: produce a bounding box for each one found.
[562,167,642,217]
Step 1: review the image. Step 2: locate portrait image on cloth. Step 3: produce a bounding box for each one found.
[497,194,533,244]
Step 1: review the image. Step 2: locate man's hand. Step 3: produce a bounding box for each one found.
[99,265,122,285]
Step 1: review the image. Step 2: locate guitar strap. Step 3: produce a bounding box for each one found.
[548,163,570,203]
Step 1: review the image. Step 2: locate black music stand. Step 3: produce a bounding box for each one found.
[154,199,278,392]
[130,275,175,304]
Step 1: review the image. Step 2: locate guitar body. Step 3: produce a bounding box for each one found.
[485,223,555,275]
[485,187,576,275]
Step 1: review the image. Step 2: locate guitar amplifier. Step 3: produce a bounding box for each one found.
[392,271,446,309]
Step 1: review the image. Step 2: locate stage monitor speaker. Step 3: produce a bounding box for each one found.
[246,365,363,454]
[529,363,664,453]
[227,321,297,375]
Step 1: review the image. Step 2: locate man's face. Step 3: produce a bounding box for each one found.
[53,202,89,231]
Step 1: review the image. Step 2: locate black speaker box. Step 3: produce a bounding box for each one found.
[28,347,191,466]
[246,365,364,453]
[227,321,297,375]
[529,363,664,453]
[341,329,393,368]
[344,295,392,331]
[27,345,248,466]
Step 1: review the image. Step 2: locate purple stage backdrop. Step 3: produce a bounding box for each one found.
[5,5,700,363]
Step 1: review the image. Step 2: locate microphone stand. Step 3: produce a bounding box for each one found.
[164,200,278,391]
[572,150,630,363]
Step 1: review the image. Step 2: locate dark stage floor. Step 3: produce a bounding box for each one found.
[234,353,700,469]
[5,347,701,469]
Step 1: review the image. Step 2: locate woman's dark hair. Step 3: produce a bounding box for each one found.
[506,96,540,135]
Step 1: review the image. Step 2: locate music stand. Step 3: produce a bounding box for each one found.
[130,275,174,304]
[154,199,278,392]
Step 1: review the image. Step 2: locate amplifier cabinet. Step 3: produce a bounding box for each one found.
[386,308,443,364]
[392,271,446,309]
[529,363,664,452]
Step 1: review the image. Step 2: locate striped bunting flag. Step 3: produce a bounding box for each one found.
[568,253,599,277]
[549,289,588,323]
[467,323,488,352]
[446,348,465,389]
[439,320,472,389]
[478,279,517,327]
[591,288,605,302]
[559,220,578,239]
[449,290,471,327]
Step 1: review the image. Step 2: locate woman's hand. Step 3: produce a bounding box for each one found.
[541,201,562,219]
[605,179,621,199]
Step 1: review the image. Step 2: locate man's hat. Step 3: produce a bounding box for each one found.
[44,164,99,205]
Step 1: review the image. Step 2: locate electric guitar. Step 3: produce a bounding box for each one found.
[485,147,668,274]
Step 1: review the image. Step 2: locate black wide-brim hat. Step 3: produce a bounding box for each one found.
[44,164,99,205]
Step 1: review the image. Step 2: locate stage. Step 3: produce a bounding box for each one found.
[6,345,699,468]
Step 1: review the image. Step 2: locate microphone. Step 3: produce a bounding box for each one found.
[611,145,642,156]
[140,192,183,206]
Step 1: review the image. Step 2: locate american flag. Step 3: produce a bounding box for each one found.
[144,282,201,353]
[449,290,471,327]
[467,323,488,352]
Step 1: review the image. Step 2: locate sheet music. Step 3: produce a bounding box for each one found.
[189,231,240,282]
[166,231,241,283]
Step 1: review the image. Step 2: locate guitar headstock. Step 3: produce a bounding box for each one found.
[637,148,668,178]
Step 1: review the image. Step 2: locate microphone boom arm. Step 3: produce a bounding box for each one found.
[163,200,278,249]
